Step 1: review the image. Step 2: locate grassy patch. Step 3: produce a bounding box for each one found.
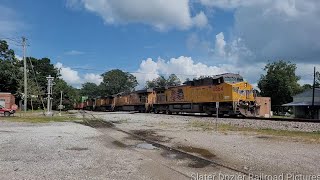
[189,120,320,143]
[0,115,83,123]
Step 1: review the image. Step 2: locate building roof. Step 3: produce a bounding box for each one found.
[283,101,320,106]
[294,88,320,98]
[283,88,320,106]
[0,92,12,94]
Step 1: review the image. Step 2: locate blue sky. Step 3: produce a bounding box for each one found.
[1,0,320,88]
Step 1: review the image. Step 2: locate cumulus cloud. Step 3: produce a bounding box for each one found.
[134,55,317,91]
[134,56,232,88]
[84,73,103,85]
[66,0,208,30]
[200,0,320,64]
[215,32,226,57]
[55,62,102,87]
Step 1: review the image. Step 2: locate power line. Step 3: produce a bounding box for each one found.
[28,57,46,111]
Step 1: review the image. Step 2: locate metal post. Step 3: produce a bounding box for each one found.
[215,102,219,130]
[59,91,63,116]
[312,67,316,119]
[46,75,54,116]
[22,37,27,113]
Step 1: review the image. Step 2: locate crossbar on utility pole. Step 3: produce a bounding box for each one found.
[22,37,27,113]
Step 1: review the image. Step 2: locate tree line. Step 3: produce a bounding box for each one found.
[1,39,319,111]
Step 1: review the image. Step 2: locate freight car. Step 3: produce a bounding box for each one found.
[94,96,114,111]
[84,98,94,111]
[113,89,156,112]
[153,73,258,117]
[74,96,88,110]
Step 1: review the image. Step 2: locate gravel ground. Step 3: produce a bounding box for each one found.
[0,119,239,180]
[97,112,320,132]
[94,112,320,176]
[0,120,191,179]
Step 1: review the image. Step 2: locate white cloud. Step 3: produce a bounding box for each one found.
[55,62,82,85]
[84,73,103,85]
[192,11,208,28]
[64,50,85,55]
[66,0,208,30]
[15,55,22,61]
[134,56,231,88]
[215,32,226,57]
[55,62,102,87]
[200,0,320,64]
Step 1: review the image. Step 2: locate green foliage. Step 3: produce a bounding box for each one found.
[302,84,312,91]
[0,40,78,110]
[258,60,301,107]
[100,69,138,95]
[0,40,15,61]
[18,77,45,110]
[52,78,79,110]
[145,74,181,88]
[0,40,22,94]
[316,71,320,87]
[80,82,100,98]
[23,57,59,89]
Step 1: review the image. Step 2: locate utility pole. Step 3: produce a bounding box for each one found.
[46,75,54,116]
[312,67,316,119]
[22,37,27,113]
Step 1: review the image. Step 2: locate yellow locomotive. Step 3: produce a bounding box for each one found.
[152,73,258,117]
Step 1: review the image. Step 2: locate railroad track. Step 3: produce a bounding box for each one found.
[132,111,320,123]
[80,110,320,123]
[79,110,258,178]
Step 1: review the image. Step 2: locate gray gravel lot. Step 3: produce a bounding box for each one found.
[0,121,187,179]
[0,119,238,180]
[1,112,319,179]
[94,112,320,176]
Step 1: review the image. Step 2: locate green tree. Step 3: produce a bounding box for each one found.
[0,40,15,61]
[316,71,320,87]
[23,57,59,90]
[0,40,22,94]
[52,78,79,110]
[302,84,312,91]
[145,74,181,88]
[100,69,138,95]
[258,60,301,108]
[18,77,45,110]
[167,74,181,86]
[80,82,100,98]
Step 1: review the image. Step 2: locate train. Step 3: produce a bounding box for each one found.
[75,73,260,117]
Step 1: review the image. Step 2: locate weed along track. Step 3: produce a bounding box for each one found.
[79,111,253,177]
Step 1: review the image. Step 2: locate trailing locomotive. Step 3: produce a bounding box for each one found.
[75,73,260,117]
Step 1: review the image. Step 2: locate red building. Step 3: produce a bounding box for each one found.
[0,92,16,109]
